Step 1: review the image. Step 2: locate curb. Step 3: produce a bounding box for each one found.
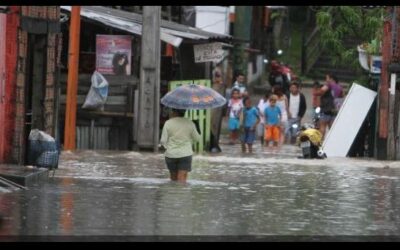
[0,165,49,187]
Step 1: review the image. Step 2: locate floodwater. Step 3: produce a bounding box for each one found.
[1,144,400,239]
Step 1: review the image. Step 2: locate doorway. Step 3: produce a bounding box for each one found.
[24,34,47,164]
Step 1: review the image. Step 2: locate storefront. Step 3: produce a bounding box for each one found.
[59,6,231,151]
[0,6,61,164]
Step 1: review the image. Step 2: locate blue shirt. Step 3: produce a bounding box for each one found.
[264,106,281,125]
[243,107,259,128]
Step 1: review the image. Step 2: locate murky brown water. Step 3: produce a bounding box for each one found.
[1,147,400,239]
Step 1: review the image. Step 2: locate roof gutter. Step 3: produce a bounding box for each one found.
[61,6,183,47]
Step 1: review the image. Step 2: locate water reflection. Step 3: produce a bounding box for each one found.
[59,178,74,235]
[0,150,400,236]
[0,192,21,235]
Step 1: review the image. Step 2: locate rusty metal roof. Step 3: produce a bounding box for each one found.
[61,6,231,47]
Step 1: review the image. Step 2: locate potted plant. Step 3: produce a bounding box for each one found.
[357,44,369,71]
[358,38,382,73]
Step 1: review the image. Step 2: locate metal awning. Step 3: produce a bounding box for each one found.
[61,6,231,48]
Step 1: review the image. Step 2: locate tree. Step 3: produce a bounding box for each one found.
[315,6,385,68]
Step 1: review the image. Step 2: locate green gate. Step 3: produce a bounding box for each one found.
[168,80,211,153]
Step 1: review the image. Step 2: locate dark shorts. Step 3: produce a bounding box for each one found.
[165,156,192,172]
[320,112,335,123]
[241,127,256,144]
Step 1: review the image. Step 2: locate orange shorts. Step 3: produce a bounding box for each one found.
[264,125,280,142]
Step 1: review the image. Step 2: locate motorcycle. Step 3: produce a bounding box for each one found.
[287,122,300,144]
[269,59,299,94]
[297,124,326,159]
[313,107,321,129]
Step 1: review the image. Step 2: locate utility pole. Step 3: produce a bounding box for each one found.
[392,7,400,160]
[387,7,397,160]
[136,6,161,152]
[379,9,391,160]
[378,6,400,160]
[64,6,81,150]
[389,6,400,160]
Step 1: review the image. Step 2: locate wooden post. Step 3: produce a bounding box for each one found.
[388,73,396,160]
[387,7,399,160]
[136,6,161,152]
[376,12,391,159]
[205,62,211,79]
[64,6,81,150]
[210,63,226,152]
[396,81,400,160]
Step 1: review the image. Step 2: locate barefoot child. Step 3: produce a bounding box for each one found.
[226,89,243,144]
[264,95,282,147]
[241,96,260,153]
[257,91,271,146]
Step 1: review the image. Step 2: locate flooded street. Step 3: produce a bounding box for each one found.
[1,143,400,239]
[2,4,399,242]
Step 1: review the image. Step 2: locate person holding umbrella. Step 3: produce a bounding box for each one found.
[160,83,226,183]
[160,108,201,183]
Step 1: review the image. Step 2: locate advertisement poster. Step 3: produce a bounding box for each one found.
[96,35,132,75]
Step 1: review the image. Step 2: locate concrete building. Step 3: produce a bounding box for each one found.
[0,6,61,164]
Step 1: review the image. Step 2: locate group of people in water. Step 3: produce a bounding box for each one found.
[226,72,344,153]
[160,72,344,183]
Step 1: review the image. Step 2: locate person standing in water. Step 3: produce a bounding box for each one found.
[264,95,282,148]
[226,88,244,144]
[160,109,201,183]
[241,96,260,153]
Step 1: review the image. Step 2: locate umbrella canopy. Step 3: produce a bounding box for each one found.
[161,84,226,110]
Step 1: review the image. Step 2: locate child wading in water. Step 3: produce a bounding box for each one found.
[241,96,260,153]
[226,88,243,144]
[257,91,271,146]
[264,95,282,147]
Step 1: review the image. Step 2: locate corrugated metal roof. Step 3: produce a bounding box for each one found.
[61,6,231,47]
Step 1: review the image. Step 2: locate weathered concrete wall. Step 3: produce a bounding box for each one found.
[0,7,19,163]
[0,6,61,164]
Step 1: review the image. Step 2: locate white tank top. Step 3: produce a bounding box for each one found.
[276,98,288,122]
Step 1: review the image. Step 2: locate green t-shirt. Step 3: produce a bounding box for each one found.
[160,117,201,158]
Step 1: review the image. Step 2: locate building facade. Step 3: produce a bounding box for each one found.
[0,6,61,164]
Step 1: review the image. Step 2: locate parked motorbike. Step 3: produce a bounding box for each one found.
[269,59,299,94]
[313,107,321,129]
[287,122,300,144]
[297,124,326,159]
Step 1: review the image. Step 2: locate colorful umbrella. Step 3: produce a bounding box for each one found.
[161,84,226,110]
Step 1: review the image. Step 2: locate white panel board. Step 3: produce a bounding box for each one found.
[322,83,377,157]
[195,6,229,35]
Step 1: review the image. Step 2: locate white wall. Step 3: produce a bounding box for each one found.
[247,55,264,84]
[195,6,230,36]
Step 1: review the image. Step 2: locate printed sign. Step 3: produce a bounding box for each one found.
[194,42,226,63]
[96,35,132,75]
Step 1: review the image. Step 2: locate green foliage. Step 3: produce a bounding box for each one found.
[353,73,373,90]
[316,6,385,68]
[280,22,303,74]
[289,6,308,22]
[270,12,281,20]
